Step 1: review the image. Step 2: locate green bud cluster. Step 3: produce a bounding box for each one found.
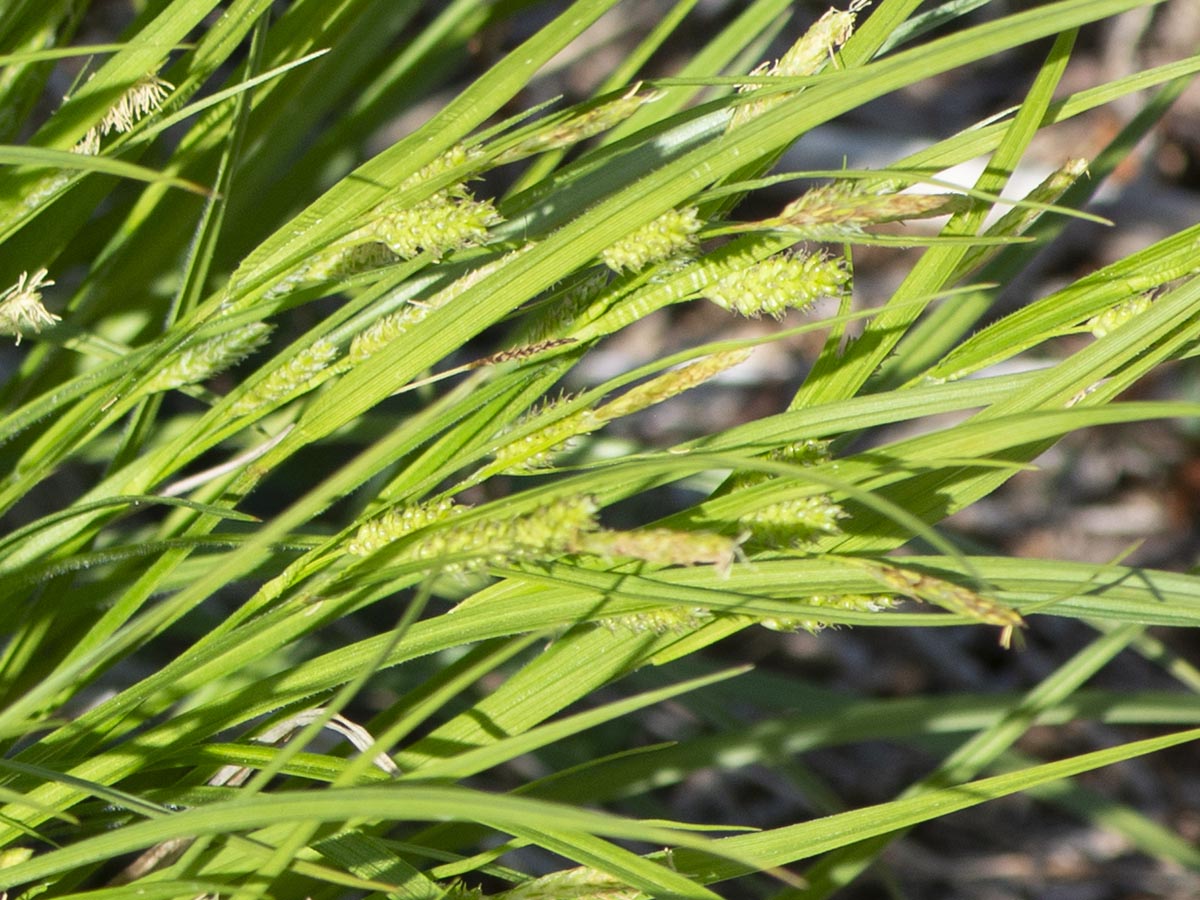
[496,85,661,164]
[600,207,702,273]
[601,605,713,635]
[704,252,849,318]
[739,495,846,547]
[371,193,501,261]
[759,593,901,634]
[349,306,430,364]
[347,498,462,557]
[268,242,399,298]
[517,271,610,345]
[349,249,528,364]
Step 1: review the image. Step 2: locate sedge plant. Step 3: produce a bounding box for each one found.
[0,0,1199,897]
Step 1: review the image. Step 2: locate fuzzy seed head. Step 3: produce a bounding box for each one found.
[776,1,868,77]
[269,242,399,298]
[518,270,610,344]
[779,184,967,236]
[774,439,833,465]
[1007,158,1090,224]
[508,495,601,552]
[734,439,836,487]
[349,306,428,363]
[346,247,526,364]
[492,400,597,474]
[399,144,480,192]
[863,562,1024,628]
[952,158,1092,282]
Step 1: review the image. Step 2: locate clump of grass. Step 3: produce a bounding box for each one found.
[0,1,1198,898]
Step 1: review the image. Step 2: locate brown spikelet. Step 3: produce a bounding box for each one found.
[856,560,1024,629]
[469,338,577,369]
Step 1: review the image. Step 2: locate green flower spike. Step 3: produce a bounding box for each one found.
[760,593,901,634]
[705,252,849,319]
[740,495,846,547]
[602,606,714,635]
[492,350,751,474]
[730,1,869,129]
[358,496,601,574]
[496,83,662,164]
[350,247,530,364]
[230,339,339,415]
[146,323,272,392]
[601,207,702,273]
[371,192,501,260]
[775,183,968,238]
[347,499,462,558]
